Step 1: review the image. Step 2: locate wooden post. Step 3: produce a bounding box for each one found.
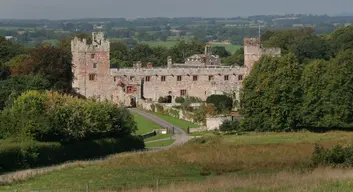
[156,178,159,192]
[86,184,90,192]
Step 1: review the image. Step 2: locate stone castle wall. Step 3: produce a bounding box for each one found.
[244,37,281,75]
[71,32,116,102]
[71,34,280,106]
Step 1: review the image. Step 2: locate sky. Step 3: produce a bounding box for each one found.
[0,0,353,20]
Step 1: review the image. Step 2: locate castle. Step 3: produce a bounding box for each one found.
[71,32,281,107]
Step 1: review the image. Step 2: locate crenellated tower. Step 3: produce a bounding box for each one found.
[71,32,114,100]
[243,37,281,75]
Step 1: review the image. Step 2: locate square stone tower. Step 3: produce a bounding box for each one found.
[244,37,281,75]
[71,32,115,100]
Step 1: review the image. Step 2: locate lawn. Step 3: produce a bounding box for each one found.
[151,112,199,133]
[3,131,353,191]
[144,134,173,142]
[132,113,162,135]
[145,139,175,148]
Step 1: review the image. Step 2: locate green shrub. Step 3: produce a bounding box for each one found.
[311,143,353,167]
[158,97,168,103]
[206,95,233,113]
[0,136,144,173]
[185,96,202,103]
[219,120,240,132]
[0,91,137,143]
[175,97,185,103]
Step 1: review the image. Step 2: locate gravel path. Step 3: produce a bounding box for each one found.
[129,108,192,149]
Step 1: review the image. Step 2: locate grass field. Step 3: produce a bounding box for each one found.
[132,113,162,135]
[145,139,175,148]
[151,112,199,132]
[3,131,353,191]
[144,134,173,142]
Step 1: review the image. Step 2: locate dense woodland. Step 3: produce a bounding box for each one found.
[240,26,353,131]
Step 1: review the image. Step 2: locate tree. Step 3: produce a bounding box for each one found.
[289,35,333,63]
[0,75,51,110]
[110,42,131,67]
[0,36,24,65]
[222,48,244,66]
[212,46,231,58]
[240,53,303,131]
[168,40,204,63]
[130,44,154,65]
[330,26,353,55]
[206,95,233,113]
[20,45,73,92]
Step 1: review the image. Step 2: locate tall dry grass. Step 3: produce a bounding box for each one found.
[100,136,352,172]
[124,167,353,192]
[2,133,353,189]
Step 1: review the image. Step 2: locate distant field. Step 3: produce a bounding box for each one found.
[42,39,58,46]
[0,26,35,31]
[209,44,242,54]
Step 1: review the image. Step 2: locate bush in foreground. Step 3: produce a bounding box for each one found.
[311,143,353,167]
[219,120,241,132]
[0,90,137,143]
[0,136,144,173]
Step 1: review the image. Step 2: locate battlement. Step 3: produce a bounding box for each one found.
[244,37,260,46]
[111,66,244,77]
[261,48,281,55]
[71,32,110,53]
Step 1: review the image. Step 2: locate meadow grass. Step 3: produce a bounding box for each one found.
[151,112,199,132]
[2,131,353,191]
[144,134,173,142]
[145,139,176,148]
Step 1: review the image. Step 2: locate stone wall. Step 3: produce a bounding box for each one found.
[71,32,117,101]
[206,116,232,130]
[244,37,281,76]
[71,34,280,106]
[111,67,244,102]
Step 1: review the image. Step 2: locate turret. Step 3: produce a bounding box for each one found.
[167,56,173,68]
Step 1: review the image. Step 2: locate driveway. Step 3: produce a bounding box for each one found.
[128,108,192,149]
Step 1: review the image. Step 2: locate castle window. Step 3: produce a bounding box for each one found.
[193,75,198,81]
[126,86,133,94]
[145,76,150,82]
[177,76,182,81]
[89,73,96,81]
[91,54,95,59]
[180,90,187,96]
[238,75,243,81]
[93,63,97,69]
[130,76,135,80]
[209,75,214,81]
[161,76,166,81]
[114,77,116,82]
[224,75,229,81]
